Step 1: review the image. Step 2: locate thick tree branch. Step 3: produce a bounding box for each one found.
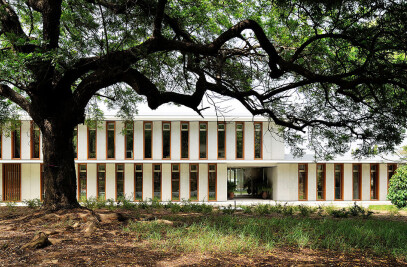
[41,0,62,48]
[153,0,167,37]
[0,84,31,113]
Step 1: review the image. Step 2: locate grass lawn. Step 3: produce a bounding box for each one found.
[124,213,407,260]
[369,204,407,211]
[1,202,407,265]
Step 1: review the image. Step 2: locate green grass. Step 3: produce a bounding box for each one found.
[124,214,407,259]
[369,205,407,211]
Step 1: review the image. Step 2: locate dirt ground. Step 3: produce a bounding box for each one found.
[0,207,406,266]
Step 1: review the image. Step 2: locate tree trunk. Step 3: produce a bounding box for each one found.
[41,119,80,210]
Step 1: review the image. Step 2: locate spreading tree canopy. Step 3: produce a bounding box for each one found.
[0,0,406,209]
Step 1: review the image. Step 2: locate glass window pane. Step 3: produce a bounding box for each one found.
[97,164,106,200]
[190,164,198,201]
[181,123,189,159]
[107,122,115,159]
[317,164,325,200]
[163,123,171,159]
[88,126,96,159]
[172,164,180,201]
[125,122,133,159]
[208,164,216,200]
[254,123,262,158]
[78,165,87,201]
[199,123,207,159]
[144,123,152,158]
[334,165,342,200]
[298,164,307,200]
[12,128,20,159]
[135,164,143,201]
[353,165,360,200]
[370,164,378,200]
[218,124,225,158]
[116,164,124,199]
[153,164,161,200]
[73,127,78,159]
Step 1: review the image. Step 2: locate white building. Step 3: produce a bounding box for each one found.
[0,114,398,203]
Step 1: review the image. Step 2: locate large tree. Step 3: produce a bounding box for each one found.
[0,0,406,209]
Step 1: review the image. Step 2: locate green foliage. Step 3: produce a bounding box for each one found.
[388,164,407,209]
[227,180,237,193]
[221,204,236,215]
[254,204,270,215]
[23,198,42,208]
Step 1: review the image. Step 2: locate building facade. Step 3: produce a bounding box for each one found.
[0,116,397,203]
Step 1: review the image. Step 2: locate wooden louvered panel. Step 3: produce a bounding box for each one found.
[3,164,21,201]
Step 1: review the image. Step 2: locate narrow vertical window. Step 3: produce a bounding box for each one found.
[352,164,362,200]
[73,126,78,159]
[106,121,115,159]
[116,164,124,200]
[370,164,379,200]
[78,164,87,201]
[298,164,307,200]
[190,164,198,201]
[316,164,325,200]
[388,164,397,189]
[31,122,40,159]
[144,122,152,159]
[0,129,2,159]
[171,164,180,201]
[236,122,244,159]
[125,122,134,159]
[208,164,217,201]
[153,164,161,200]
[11,124,21,159]
[87,124,96,159]
[334,164,343,200]
[134,164,143,201]
[199,122,207,159]
[254,122,262,159]
[97,164,106,200]
[162,122,171,159]
[181,122,189,159]
[40,164,45,200]
[217,123,226,159]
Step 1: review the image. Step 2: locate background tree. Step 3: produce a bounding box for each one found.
[388,164,407,209]
[0,0,406,209]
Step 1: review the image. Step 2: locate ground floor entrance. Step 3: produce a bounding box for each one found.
[227,167,273,199]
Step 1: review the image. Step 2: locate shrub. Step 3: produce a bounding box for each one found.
[24,198,42,208]
[241,205,253,214]
[387,164,407,209]
[222,204,236,215]
[254,204,270,215]
[282,203,294,216]
[298,205,313,217]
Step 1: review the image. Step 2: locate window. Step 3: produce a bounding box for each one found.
[87,124,97,159]
[40,164,45,200]
[73,126,78,159]
[181,122,189,159]
[106,121,115,159]
[0,128,2,159]
[125,122,134,159]
[11,124,21,159]
[153,164,161,200]
[254,122,262,159]
[31,122,40,159]
[116,164,124,200]
[236,122,244,159]
[190,164,199,201]
[162,122,171,159]
[208,164,217,201]
[217,123,226,159]
[298,164,307,200]
[352,164,362,200]
[316,164,325,200]
[370,164,379,200]
[334,164,343,200]
[199,122,207,159]
[388,164,397,189]
[144,122,152,159]
[134,164,143,201]
[171,164,180,201]
[97,164,106,200]
[78,164,87,201]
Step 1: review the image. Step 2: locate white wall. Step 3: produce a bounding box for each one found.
[189,122,199,160]
[116,121,125,160]
[162,164,171,201]
[325,164,334,201]
[124,163,134,199]
[244,122,254,160]
[105,163,115,200]
[180,163,189,200]
[217,164,227,201]
[199,163,208,201]
[343,164,352,200]
[171,122,180,160]
[21,121,30,160]
[143,164,153,201]
[226,122,235,160]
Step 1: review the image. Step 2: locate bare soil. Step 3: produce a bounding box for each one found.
[0,207,405,266]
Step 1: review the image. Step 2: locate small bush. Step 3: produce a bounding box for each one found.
[298,205,313,217]
[241,205,253,214]
[269,203,283,213]
[222,204,236,215]
[387,164,407,209]
[24,198,42,208]
[119,197,136,210]
[282,203,294,216]
[254,204,270,215]
[329,208,349,218]
[170,203,182,213]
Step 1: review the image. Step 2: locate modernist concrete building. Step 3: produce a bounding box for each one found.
[0,114,398,203]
